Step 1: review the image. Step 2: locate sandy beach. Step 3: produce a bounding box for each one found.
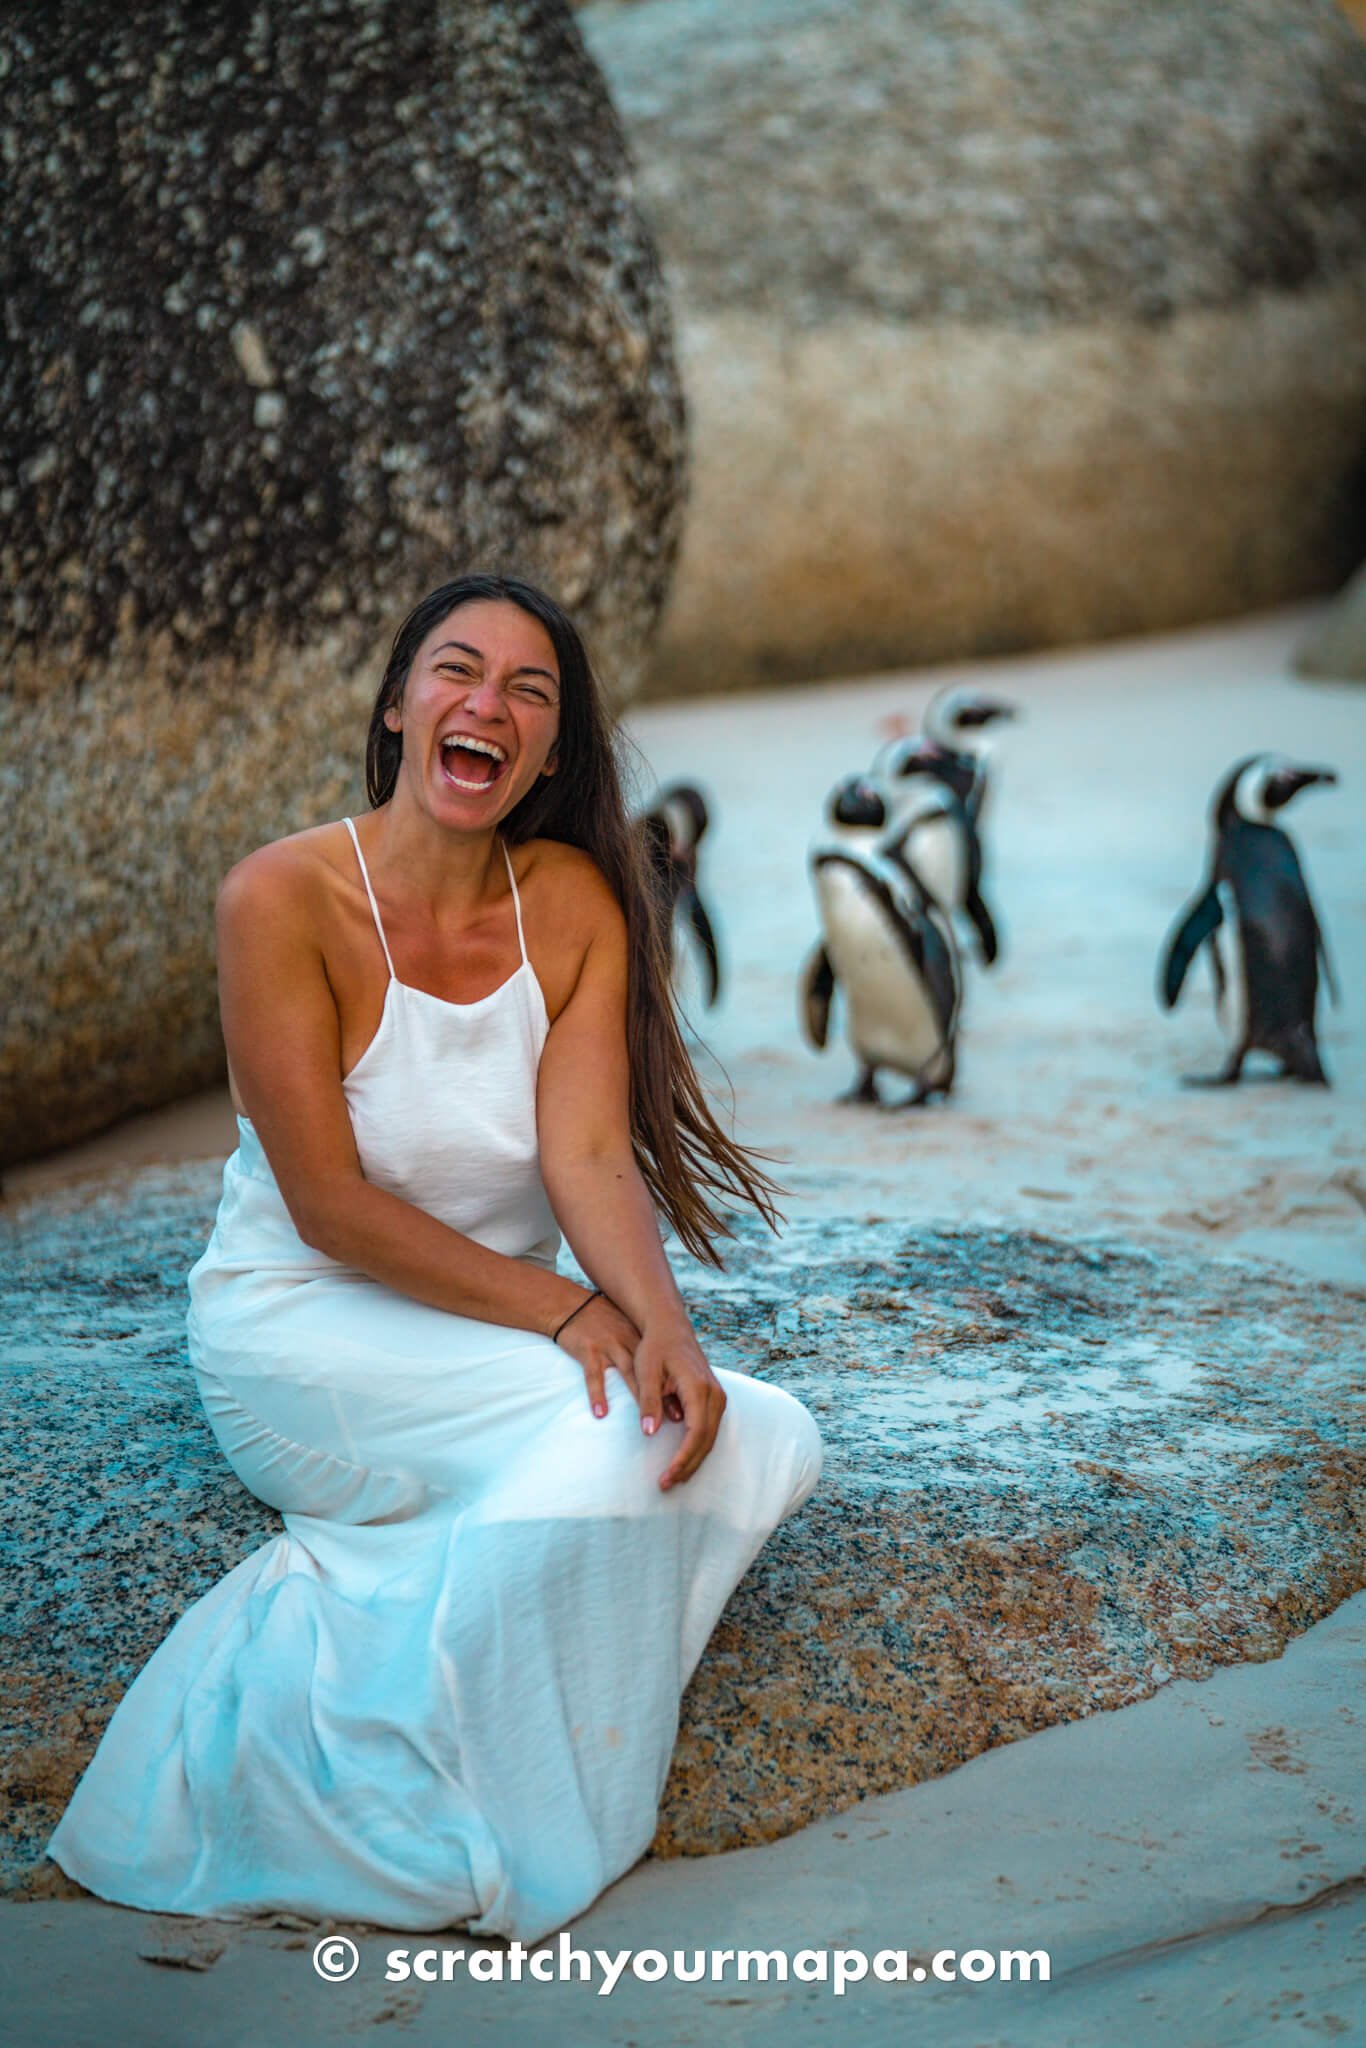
[6,602,1363,2043]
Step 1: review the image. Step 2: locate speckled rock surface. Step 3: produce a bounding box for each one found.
[4,1169,1361,1899]
[578,0,1366,694]
[0,0,684,1164]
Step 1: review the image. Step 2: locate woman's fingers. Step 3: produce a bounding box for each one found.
[560,1303,701,1445]
[582,1353,609,1418]
[658,1378,726,1489]
[609,1347,641,1402]
[621,1327,725,1477]
[633,1343,665,1437]
[608,1354,679,1419]
[584,1345,646,1416]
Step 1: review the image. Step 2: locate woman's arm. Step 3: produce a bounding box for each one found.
[536,864,727,1488]
[215,844,592,1337]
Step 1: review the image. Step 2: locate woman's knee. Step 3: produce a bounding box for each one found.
[193,1368,435,1524]
[762,1382,823,1509]
[714,1369,824,1509]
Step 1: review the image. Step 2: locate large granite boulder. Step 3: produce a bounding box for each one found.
[0,0,685,1165]
[580,0,1366,696]
[4,1173,1361,1898]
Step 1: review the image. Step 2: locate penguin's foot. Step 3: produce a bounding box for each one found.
[1177,1039,1248,1087]
[1277,1036,1330,1085]
[836,1067,881,1106]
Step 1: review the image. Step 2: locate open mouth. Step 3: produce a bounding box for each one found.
[438,738,510,792]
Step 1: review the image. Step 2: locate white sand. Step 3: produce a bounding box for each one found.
[8,602,1364,2043]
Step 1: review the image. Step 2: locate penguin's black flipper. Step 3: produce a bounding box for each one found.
[920,920,960,1049]
[961,819,999,965]
[964,880,999,966]
[682,885,721,1007]
[800,942,837,1050]
[1160,883,1223,1009]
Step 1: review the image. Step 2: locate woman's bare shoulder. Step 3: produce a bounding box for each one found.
[520,836,623,927]
[217,821,352,925]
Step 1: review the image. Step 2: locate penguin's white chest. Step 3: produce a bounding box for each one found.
[815,865,942,1072]
[1213,880,1247,1047]
[898,813,965,911]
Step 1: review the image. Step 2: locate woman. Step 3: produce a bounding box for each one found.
[47,573,824,1944]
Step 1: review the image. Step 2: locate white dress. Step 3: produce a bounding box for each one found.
[46,819,824,1943]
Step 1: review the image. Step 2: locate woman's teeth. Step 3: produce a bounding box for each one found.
[439,737,508,790]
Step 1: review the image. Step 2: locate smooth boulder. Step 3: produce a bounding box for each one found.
[580,0,1366,695]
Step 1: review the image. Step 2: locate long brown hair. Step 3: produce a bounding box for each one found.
[364,573,789,1267]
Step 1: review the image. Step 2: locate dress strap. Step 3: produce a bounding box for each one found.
[343,817,397,982]
[500,836,529,967]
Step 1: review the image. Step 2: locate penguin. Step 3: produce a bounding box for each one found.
[1159,753,1340,1086]
[919,685,1019,825]
[800,776,963,1107]
[867,738,1001,965]
[639,781,721,1006]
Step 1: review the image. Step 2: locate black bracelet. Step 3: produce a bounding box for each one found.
[552,1288,603,1345]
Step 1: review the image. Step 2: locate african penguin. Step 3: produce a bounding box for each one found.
[1159,753,1339,1085]
[919,686,1018,826]
[867,738,1001,965]
[800,776,963,1107]
[639,782,721,1006]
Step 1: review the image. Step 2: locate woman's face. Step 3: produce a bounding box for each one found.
[385,598,561,827]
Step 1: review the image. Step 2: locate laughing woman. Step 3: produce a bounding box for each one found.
[46,571,823,1943]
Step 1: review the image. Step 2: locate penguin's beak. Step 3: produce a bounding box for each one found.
[1263,766,1338,810]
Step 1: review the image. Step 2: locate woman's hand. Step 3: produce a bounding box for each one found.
[553,1292,652,1419]
[552,1290,690,1435]
[631,1322,727,1491]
